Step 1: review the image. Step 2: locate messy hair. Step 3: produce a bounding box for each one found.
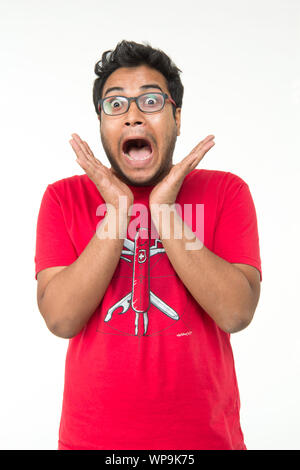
[93,40,184,119]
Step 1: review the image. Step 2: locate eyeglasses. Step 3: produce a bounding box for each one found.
[98,92,177,116]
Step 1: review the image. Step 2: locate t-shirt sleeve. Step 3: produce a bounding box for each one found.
[213,173,262,281]
[34,184,78,280]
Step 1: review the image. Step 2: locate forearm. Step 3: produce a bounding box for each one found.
[40,209,129,338]
[151,205,255,333]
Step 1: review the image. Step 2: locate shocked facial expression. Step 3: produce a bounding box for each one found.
[98,65,181,186]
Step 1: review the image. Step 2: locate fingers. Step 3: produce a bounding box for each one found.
[82,141,94,158]
[182,135,215,169]
[192,136,215,162]
[69,133,104,171]
[69,138,89,165]
[70,133,92,160]
[168,135,215,183]
[188,135,215,158]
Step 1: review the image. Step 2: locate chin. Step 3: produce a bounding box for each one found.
[121,170,159,187]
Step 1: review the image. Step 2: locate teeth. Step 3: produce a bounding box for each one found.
[125,152,152,161]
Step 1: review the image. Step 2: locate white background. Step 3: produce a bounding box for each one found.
[0,0,299,450]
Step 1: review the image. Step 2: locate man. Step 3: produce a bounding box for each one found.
[35,40,262,450]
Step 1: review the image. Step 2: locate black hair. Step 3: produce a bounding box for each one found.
[92,40,184,119]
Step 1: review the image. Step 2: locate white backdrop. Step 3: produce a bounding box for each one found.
[0,0,299,450]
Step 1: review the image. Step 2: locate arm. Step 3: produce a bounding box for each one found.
[149,134,261,334]
[151,205,260,333]
[37,133,134,339]
[37,208,130,338]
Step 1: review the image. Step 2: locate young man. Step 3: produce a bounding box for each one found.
[35,40,262,450]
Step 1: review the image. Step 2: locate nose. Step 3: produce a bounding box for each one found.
[124,100,145,127]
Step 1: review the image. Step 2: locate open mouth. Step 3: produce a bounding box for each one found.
[122,138,153,161]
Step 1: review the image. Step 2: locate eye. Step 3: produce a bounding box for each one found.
[110,98,122,108]
[145,95,158,105]
[139,93,164,111]
[103,96,127,114]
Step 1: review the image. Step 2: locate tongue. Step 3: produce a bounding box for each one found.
[128,145,151,160]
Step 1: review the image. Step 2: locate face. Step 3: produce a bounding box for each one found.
[98,65,181,186]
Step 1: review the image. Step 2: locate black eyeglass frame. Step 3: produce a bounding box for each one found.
[97,92,177,116]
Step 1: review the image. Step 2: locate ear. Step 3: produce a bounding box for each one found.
[175,108,181,136]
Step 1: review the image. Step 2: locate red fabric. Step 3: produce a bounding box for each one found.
[34,169,262,450]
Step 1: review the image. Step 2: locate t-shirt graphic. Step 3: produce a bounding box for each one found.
[100,228,180,337]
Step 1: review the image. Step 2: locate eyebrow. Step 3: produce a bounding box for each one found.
[103,83,163,97]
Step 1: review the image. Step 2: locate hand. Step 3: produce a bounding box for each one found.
[149,135,215,208]
[69,133,134,212]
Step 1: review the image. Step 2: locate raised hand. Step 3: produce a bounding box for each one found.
[149,135,215,207]
[69,133,134,212]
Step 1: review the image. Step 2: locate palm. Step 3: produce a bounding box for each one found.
[150,135,215,206]
[104,169,134,203]
[70,133,133,209]
[149,167,184,205]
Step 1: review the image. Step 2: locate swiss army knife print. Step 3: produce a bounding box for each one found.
[103,227,180,336]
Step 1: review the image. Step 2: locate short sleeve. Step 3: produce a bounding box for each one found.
[34,184,78,280]
[213,174,262,281]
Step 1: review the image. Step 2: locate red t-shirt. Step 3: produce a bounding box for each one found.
[34,169,262,450]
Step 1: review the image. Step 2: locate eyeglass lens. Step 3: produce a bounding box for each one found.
[102,93,165,115]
